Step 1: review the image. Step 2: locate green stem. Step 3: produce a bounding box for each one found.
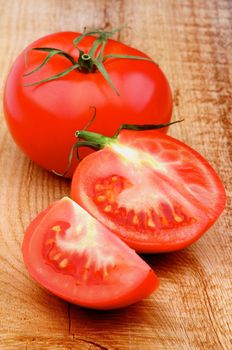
[75,130,113,149]
[54,118,183,177]
[78,53,95,72]
[75,119,183,148]
[113,119,184,137]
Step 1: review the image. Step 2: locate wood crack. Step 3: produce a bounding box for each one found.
[73,336,109,350]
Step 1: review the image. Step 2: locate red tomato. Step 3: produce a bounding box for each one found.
[22,197,159,309]
[71,130,226,253]
[4,31,172,177]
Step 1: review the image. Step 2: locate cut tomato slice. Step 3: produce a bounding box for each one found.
[22,197,159,309]
[71,130,226,252]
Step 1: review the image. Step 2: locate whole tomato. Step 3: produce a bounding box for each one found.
[4,29,172,177]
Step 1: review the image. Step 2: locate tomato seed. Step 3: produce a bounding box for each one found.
[53,253,62,261]
[95,183,104,191]
[111,176,118,182]
[96,195,106,202]
[174,214,183,223]
[104,205,112,213]
[147,218,155,228]
[59,258,69,268]
[52,225,61,232]
[106,191,115,203]
[132,215,139,225]
[103,268,108,279]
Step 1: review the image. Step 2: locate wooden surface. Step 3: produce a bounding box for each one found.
[0,0,231,349]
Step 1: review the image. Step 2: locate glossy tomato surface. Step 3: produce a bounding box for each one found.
[22,197,159,309]
[4,31,172,177]
[71,130,226,253]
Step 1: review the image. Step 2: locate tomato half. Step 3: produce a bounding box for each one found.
[22,197,159,309]
[4,31,172,177]
[71,130,226,253]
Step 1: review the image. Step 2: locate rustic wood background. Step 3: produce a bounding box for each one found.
[0,0,231,349]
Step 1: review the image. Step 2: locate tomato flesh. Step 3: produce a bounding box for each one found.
[4,32,172,177]
[71,130,226,252]
[92,174,196,234]
[22,197,159,309]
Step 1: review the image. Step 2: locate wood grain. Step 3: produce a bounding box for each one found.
[0,0,231,349]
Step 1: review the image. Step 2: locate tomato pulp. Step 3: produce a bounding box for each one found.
[71,130,226,252]
[22,197,159,309]
[4,31,172,177]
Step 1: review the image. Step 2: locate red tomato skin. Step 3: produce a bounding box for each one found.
[4,32,172,177]
[22,198,159,309]
[71,130,226,253]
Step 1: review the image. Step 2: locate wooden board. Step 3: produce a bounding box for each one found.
[0,0,231,349]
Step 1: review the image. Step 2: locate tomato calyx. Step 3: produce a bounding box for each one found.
[54,109,183,177]
[75,117,183,152]
[23,27,155,95]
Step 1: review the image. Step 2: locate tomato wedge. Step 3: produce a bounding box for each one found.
[71,130,226,253]
[22,197,159,309]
